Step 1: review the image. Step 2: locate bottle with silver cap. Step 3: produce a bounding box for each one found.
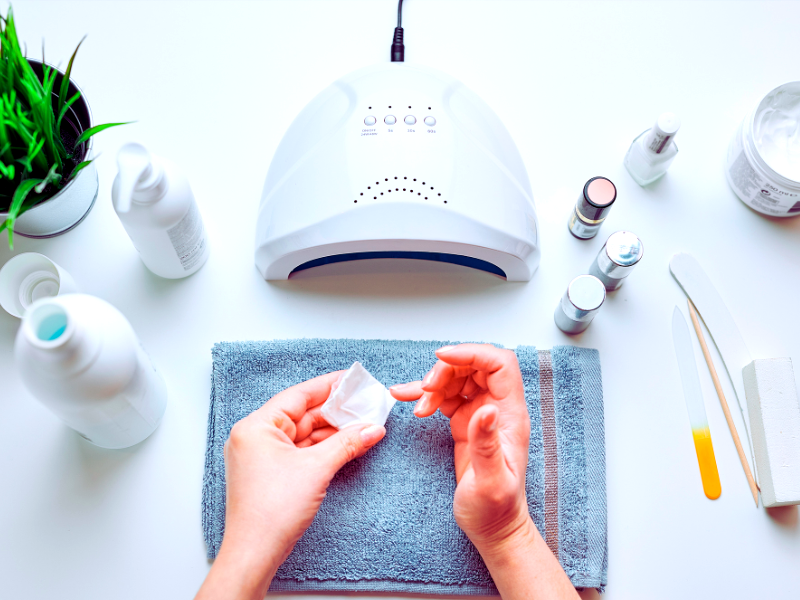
[589,231,644,291]
[554,275,606,334]
[568,177,617,240]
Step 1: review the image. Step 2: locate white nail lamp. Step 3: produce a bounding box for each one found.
[255,63,540,281]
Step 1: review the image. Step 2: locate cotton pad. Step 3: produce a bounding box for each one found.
[321,362,397,429]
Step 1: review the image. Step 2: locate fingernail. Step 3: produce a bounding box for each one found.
[360,425,385,445]
[390,383,408,391]
[481,411,498,432]
[422,369,434,386]
[437,345,455,353]
[414,398,427,416]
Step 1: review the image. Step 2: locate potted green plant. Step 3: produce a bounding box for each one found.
[0,6,128,247]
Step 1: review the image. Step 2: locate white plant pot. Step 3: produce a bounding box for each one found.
[0,60,99,238]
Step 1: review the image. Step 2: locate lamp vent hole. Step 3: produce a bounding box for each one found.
[357,177,445,204]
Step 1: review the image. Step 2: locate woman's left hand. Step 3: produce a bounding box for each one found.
[196,371,386,600]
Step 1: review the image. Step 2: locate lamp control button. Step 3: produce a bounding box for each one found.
[384,115,397,125]
[364,116,376,126]
[424,116,436,126]
[404,115,416,125]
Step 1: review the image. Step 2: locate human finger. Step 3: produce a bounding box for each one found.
[389,381,424,401]
[436,344,520,399]
[294,406,334,442]
[439,394,468,418]
[296,426,338,447]
[420,361,475,392]
[257,370,345,424]
[310,424,386,475]
[467,403,510,483]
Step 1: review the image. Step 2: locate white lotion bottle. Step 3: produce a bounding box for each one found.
[112,143,209,278]
[624,112,681,186]
[15,293,168,449]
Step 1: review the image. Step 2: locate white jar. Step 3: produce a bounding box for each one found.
[726,82,800,217]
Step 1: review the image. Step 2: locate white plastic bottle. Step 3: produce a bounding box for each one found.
[112,143,209,278]
[15,293,168,449]
[624,112,681,186]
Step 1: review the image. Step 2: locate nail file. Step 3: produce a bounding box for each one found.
[669,252,758,485]
[672,307,722,500]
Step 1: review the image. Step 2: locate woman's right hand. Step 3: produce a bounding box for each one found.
[389,343,533,554]
[391,344,579,599]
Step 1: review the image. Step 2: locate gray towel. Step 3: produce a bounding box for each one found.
[203,339,607,594]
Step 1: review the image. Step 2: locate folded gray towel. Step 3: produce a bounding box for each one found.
[203,339,607,594]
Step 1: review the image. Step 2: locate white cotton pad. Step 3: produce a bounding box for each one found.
[321,362,397,429]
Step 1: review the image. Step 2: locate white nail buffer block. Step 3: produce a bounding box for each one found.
[321,362,397,429]
[743,359,800,507]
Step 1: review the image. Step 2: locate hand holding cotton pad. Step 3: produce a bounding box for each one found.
[321,362,397,429]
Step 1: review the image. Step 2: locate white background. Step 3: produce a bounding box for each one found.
[1,1,800,598]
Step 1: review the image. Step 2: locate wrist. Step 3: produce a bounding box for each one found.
[470,513,542,568]
[205,540,283,600]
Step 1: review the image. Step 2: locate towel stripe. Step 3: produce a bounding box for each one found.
[538,349,559,557]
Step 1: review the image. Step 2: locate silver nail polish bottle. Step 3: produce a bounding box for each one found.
[554,275,606,334]
[589,231,644,291]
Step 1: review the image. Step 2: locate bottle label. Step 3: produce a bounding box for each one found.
[648,131,672,154]
[726,133,800,216]
[167,202,207,270]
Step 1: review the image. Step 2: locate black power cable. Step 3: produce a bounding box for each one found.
[391,0,405,62]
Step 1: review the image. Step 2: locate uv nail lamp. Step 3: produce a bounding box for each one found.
[255,63,540,281]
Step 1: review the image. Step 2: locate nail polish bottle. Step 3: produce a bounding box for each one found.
[624,112,680,186]
[567,176,617,240]
[554,275,606,334]
[589,231,644,291]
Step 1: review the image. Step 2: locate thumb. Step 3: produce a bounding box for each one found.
[467,404,507,481]
[311,423,386,474]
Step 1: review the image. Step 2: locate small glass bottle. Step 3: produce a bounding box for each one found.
[589,231,644,291]
[624,112,680,186]
[554,275,606,334]
[568,176,617,240]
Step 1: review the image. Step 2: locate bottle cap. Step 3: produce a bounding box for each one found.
[115,143,167,213]
[576,177,617,223]
[646,112,681,155]
[554,275,606,334]
[589,231,644,290]
[0,253,78,318]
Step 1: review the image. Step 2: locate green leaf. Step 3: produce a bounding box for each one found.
[71,158,93,176]
[0,159,14,180]
[57,36,85,121]
[34,163,61,193]
[75,121,133,146]
[9,178,42,215]
[55,90,81,133]
[5,178,43,249]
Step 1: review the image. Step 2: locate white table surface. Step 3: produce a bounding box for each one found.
[2,1,800,598]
